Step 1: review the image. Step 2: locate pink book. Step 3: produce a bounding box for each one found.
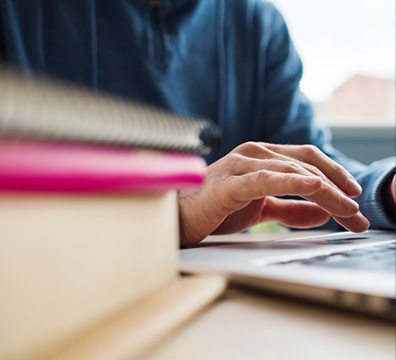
[0,141,206,193]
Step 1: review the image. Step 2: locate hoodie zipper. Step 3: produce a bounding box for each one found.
[148,0,167,67]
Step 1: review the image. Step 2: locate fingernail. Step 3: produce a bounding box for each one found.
[347,177,362,193]
[354,212,370,229]
[340,196,359,211]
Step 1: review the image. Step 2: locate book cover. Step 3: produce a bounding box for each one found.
[0,191,179,359]
[0,140,206,193]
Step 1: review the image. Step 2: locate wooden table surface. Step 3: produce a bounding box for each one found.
[147,231,396,360]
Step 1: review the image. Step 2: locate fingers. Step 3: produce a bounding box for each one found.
[303,181,360,218]
[211,197,331,235]
[237,156,340,194]
[230,142,368,228]
[179,142,370,245]
[266,196,370,232]
[227,170,323,203]
[332,213,370,233]
[227,168,350,215]
[226,169,369,232]
[262,197,331,228]
[261,143,362,197]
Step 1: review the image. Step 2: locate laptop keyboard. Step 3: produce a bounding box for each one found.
[280,241,396,272]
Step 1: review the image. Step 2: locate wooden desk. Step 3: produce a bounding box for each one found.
[146,232,396,360]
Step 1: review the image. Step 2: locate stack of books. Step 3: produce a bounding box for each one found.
[0,69,225,360]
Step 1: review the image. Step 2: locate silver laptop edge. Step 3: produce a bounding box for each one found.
[180,230,396,320]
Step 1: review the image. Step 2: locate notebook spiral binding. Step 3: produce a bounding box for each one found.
[0,68,221,155]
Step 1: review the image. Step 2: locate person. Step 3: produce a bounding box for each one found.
[0,0,394,245]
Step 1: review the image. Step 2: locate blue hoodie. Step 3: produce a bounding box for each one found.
[0,0,394,229]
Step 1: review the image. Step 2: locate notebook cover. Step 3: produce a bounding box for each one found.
[0,140,206,192]
[0,68,221,155]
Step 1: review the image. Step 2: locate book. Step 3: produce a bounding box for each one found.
[0,68,221,155]
[0,191,226,360]
[0,140,206,193]
[0,69,226,360]
[0,191,178,359]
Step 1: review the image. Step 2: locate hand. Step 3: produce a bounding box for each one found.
[391,174,396,204]
[178,142,370,246]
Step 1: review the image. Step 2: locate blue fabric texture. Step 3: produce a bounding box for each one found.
[0,0,394,229]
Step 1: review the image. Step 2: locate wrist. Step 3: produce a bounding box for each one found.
[177,190,208,246]
[380,173,396,224]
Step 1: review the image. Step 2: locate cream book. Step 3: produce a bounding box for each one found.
[0,191,226,360]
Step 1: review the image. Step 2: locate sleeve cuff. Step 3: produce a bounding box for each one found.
[356,157,396,230]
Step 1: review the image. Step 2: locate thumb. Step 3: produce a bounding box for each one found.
[263,197,330,228]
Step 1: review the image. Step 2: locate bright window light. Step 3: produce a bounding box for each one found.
[272,0,395,126]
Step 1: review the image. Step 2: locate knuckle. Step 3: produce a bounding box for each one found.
[245,170,271,196]
[252,170,269,184]
[236,141,259,153]
[280,174,293,186]
[285,161,303,173]
[331,162,346,176]
[228,152,242,162]
[281,175,307,195]
[302,144,321,157]
[232,171,269,201]
[235,141,272,158]
[224,152,246,167]
[304,163,322,176]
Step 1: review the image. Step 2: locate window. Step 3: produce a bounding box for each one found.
[272,0,395,127]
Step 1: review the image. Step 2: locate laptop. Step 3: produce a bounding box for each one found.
[179,230,396,320]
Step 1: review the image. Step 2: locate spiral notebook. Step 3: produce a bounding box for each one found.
[0,67,221,155]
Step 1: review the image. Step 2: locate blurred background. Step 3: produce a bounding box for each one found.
[273,0,395,164]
